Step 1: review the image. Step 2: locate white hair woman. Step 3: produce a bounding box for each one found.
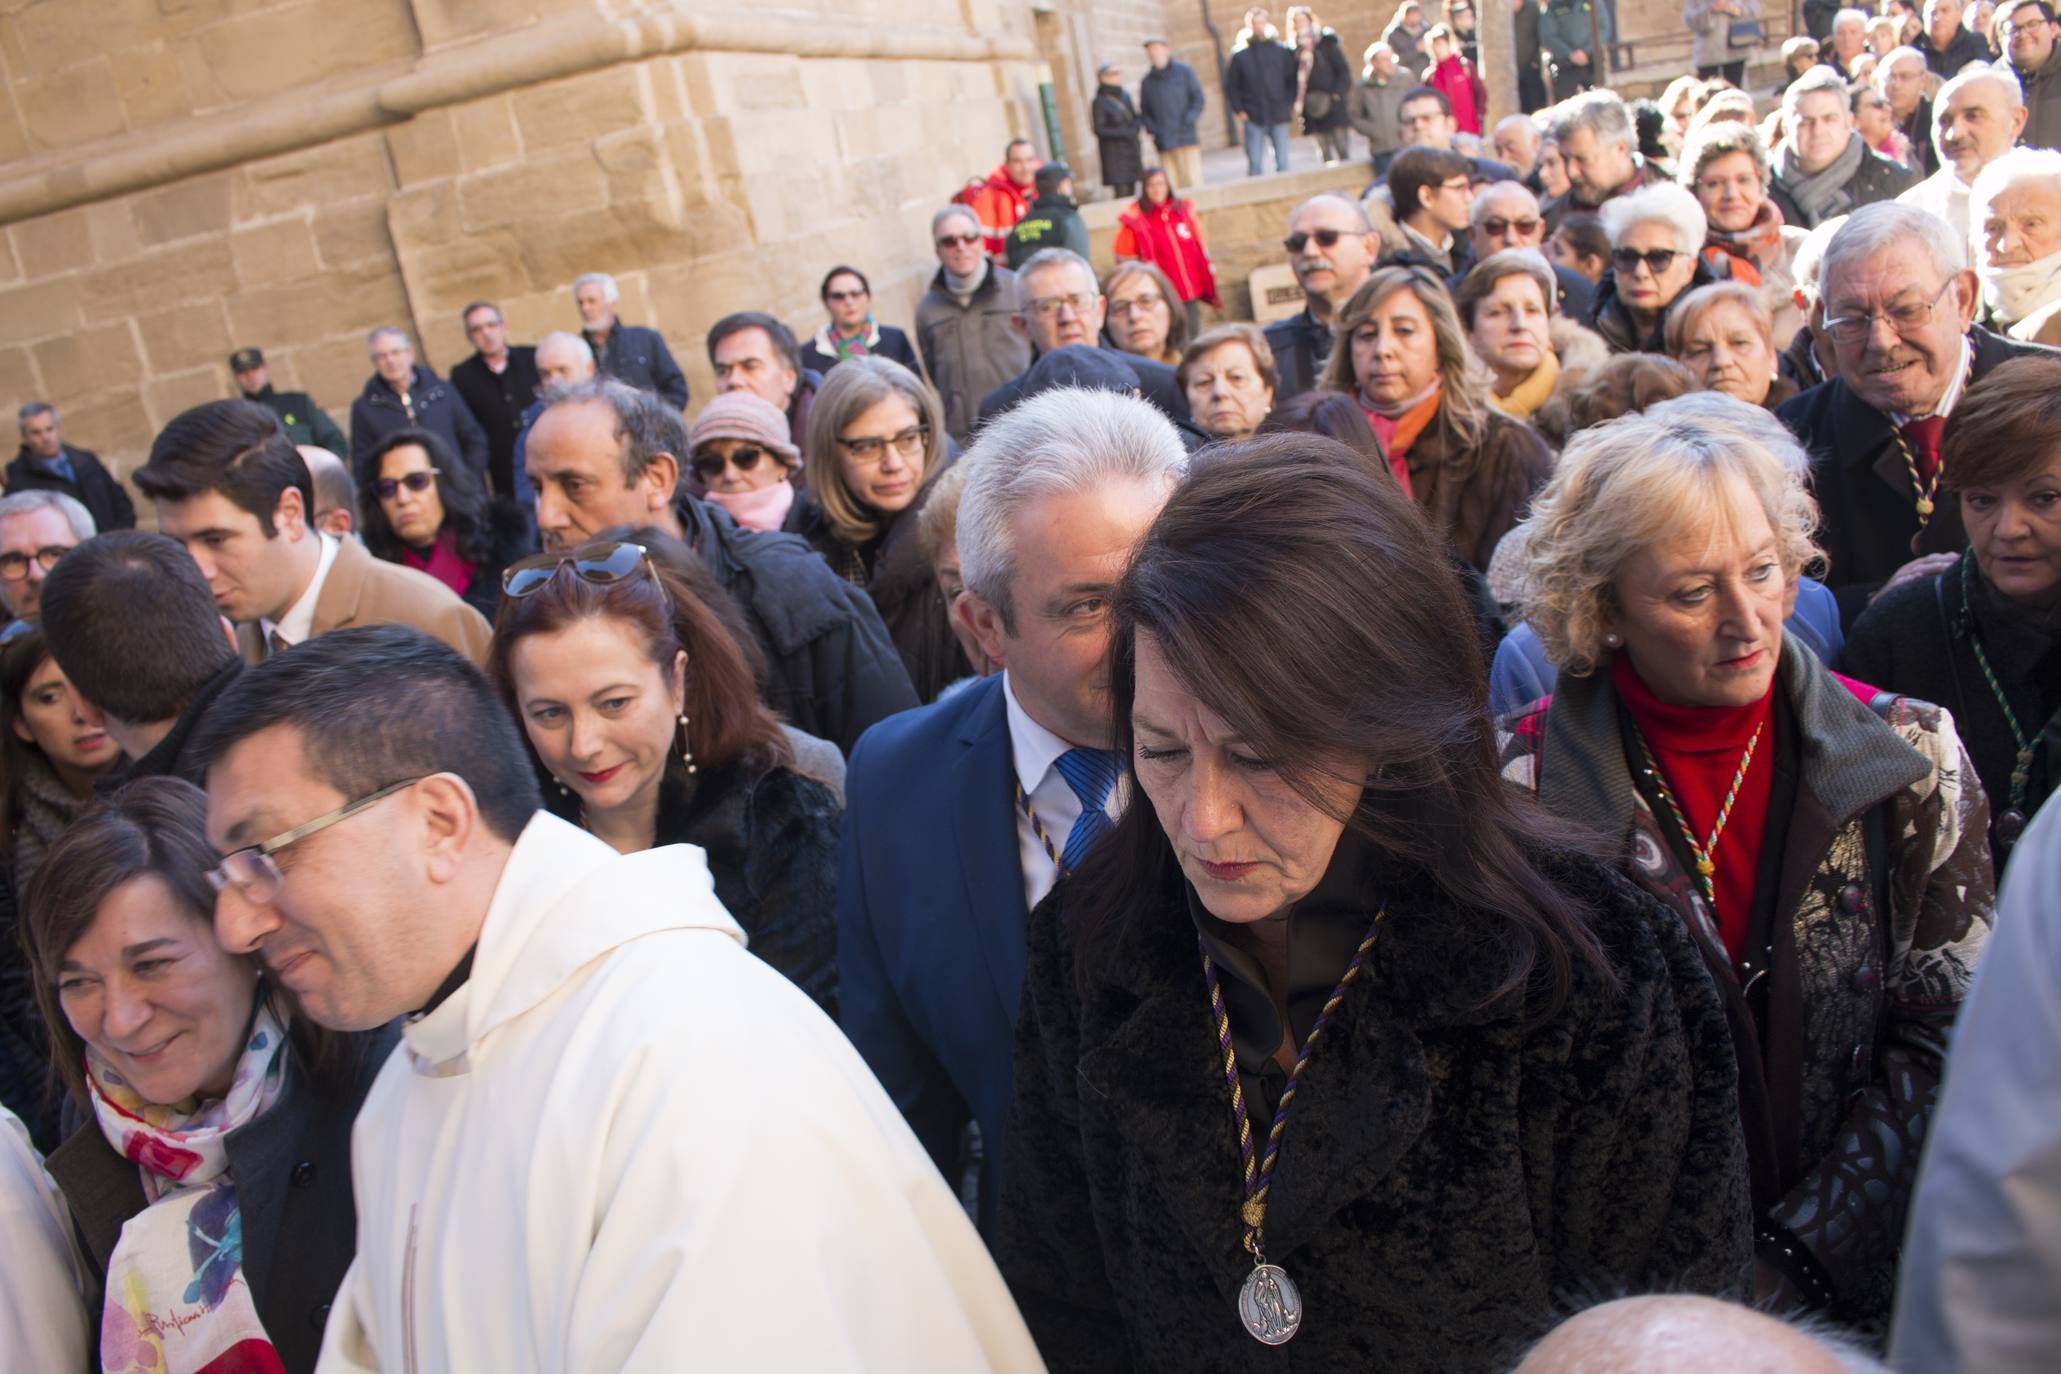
[1500,391,1995,1324]
[1664,280,1795,408]
[1320,265,1554,569]
[1970,146,2061,346]
[1679,120,1810,347]
[1590,182,1726,353]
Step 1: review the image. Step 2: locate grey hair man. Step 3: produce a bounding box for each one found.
[0,489,94,621]
[505,332,598,506]
[1777,200,2052,619]
[1516,1295,1890,1373]
[1876,45,1937,174]
[1771,65,1921,227]
[522,376,916,750]
[346,326,491,478]
[1548,91,1645,217]
[915,203,1033,443]
[1920,0,1993,73]
[570,269,689,408]
[1491,112,1542,176]
[1264,192,1379,401]
[1898,66,2030,240]
[977,248,1191,428]
[837,386,1188,1237]
[6,402,135,534]
[1470,180,1598,318]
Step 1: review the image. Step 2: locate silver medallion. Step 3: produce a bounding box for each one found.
[1238,1262,1303,1345]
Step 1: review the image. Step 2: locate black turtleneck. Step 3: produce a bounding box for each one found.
[414,946,476,1020]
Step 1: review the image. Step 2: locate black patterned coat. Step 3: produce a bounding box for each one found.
[1498,637,1995,1319]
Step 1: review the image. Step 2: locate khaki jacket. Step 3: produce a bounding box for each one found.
[235,536,491,667]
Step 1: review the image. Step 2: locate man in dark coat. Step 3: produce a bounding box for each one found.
[521,376,919,752]
[1776,202,2059,625]
[1091,65,1143,197]
[6,404,135,532]
[572,271,690,409]
[916,206,1034,443]
[975,249,1191,429]
[1881,49,1941,178]
[448,301,542,502]
[1998,0,2061,149]
[229,347,349,454]
[1919,0,1994,73]
[1540,0,1613,100]
[347,329,492,479]
[1515,0,1549,111]
[1768,67,1921,228]
[1138,38,1207,189]
[1225,15,1299,175]
[1265,193,1379,402]
[1006,165,1092,268]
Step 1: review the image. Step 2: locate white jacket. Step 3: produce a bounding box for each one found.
[0,1107,87,1370]
[318,813,1043,1373]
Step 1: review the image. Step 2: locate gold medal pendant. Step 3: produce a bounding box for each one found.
[1916,497,1934,518]
[1238,1263,1303,1345]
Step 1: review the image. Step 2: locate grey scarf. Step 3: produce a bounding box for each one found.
[1776,132,1866,226]
[946,258,989,304]
[12,754,87,896]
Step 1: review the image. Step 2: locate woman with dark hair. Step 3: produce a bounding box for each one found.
[488,534,840,1014]
[357,427,532,621]
[1112,175,1221,338]
[1502,397,1994,1322]
[1320,265,1555,570]
[798,356,968,702]
[797,265,922,377]
[22,778,388,1374]
[997,436,1752,1371]
[1843,356,2061,870]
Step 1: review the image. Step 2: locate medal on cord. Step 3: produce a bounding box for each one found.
[1199,907,1385,1345]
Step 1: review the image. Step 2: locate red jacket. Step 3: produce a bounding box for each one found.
[961,164,1036,261]
[1113,197,1221,309]
[1425,54,1486,136]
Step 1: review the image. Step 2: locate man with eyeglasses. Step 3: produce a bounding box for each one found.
[229,346,349,455]
[39,530,241,783]
[1876,47,1938,178]
[1996,0,2061,148]
[1387,146,1477,276]
[1264,193,1378,402]
[1466,180,1597,319]
[193,626,1036,1372]
[346,327,491,482]
[523,377,917,751]
[0,490,92,625]
[1769,66,1920,229]
[448,300,541,503]
[976,247,1189,428]
[1777,201,2056,624]
[1897,66,2031,242]
[915,205,1034,444]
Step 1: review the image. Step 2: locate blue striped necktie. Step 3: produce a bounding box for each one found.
[1054,747,1120,873]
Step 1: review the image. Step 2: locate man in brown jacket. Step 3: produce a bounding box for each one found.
[135,399,490,666]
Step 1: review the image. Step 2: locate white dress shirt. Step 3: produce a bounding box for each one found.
[1004,672,1124,915]
[260,531,338,649]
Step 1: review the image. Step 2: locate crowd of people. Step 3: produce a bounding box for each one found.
[1,4,2060,1371]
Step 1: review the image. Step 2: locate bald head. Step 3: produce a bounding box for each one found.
[298,445,356,538]
[1285,194,1378,317]
[1515,1297,1887,1374]
[536,330,598,389]
[1493,115,1541,175]
[1471,180,1546,255]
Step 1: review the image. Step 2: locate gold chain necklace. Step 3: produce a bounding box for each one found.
[1632,721,1764,912]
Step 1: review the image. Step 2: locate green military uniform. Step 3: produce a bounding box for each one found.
[230,347,349,455]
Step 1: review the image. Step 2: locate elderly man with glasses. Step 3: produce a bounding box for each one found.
[974,248,1190,428]
[1262,193,1380,401]
[1777,201,2056,625]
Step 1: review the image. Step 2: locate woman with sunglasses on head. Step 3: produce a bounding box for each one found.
[490,537,840,1014]
[797,356,969,703]
[358,427,534,621]
[21,777,390,1374]
[798,265,924,378]
[685,391,808,533]
[1590,183,1732,355]
[1320,265,1554,572]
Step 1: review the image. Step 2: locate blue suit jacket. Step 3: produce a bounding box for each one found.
[837,674,1027,1237]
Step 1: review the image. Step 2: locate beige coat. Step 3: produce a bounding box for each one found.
[234,536,491,667]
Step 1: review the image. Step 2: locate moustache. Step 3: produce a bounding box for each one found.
[1296,256,1336,277]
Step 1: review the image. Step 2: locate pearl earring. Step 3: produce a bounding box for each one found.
[677,712,697,774]
[1604,633,1622,648]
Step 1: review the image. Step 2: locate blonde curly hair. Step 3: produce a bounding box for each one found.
[1518,393,1824,677]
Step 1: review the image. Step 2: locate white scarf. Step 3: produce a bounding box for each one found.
[1981,246,2061,326]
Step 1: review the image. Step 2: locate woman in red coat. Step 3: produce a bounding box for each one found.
[1113,167,1222,337]
[1423,25,1486,135]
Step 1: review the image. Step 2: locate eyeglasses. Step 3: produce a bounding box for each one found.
[825,289,868,303]
[1284,227,1354,253]
[373,471,437,501]
[1612,247,1684,275]
[691,444,767,482]
[463,317,503,335]
[1821,277,1955,345]
[2000,13,2050,34]
[936,232,983,249]
[502,539,664,602]
[1028,292,1097,320]
[837,425,930,463]
[1110,291,1167,315]
[207,776,423,905]
[0,546,69,580]
[1480,216,1542,238]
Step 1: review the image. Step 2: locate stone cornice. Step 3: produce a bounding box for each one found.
[0,5,1035,225]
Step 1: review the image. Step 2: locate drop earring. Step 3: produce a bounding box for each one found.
[677,712,697,774]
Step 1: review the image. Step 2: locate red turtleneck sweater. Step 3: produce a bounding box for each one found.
[1611,657,1777,967]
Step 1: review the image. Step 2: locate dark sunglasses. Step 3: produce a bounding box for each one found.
[1612,247,1683,275]
[502,539,665,605]
[825,288,868,302]
[936,232,983,249]
[1284,227,1352,253]
[373,470,437,500]
[691,444,766,482]
[1480,216,1542,237]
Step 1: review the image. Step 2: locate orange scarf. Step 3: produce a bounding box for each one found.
[1362,385,1443,497]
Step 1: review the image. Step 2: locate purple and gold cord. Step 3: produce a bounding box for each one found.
[1015,778,1064,875]
[1200,906,1386,1264]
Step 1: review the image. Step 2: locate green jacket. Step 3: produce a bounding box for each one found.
[1005,194,1091,269]
[248,385,348,454]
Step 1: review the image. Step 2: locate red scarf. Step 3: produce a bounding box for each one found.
[402,528,476,601]
[1611,655,1776,968]
[1701,200,1787,288]
[1116,199,1222,308]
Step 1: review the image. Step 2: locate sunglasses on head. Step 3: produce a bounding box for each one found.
[691,444,767,482]
[936,232,983,249]
[1284,227,1352,253]
[502,539,666,606]
[1612,247,1683,274]
[373,470,437,500]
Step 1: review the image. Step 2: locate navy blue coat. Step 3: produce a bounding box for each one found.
[838,674,1027,1237]
[1139,59,1206,150]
